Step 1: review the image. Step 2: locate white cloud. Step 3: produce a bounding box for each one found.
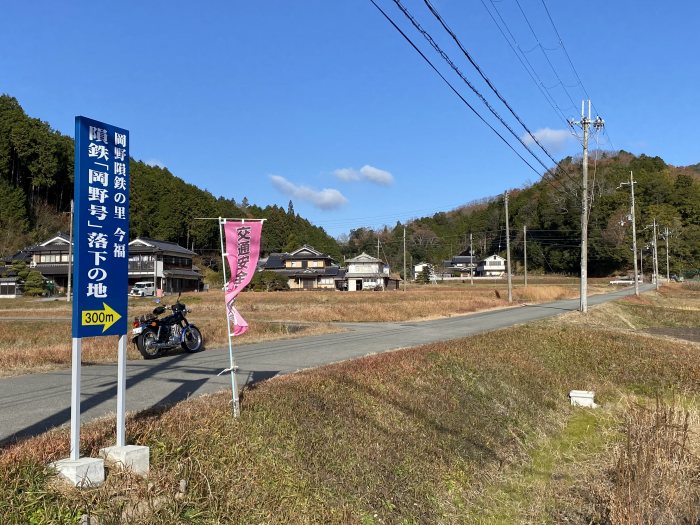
[521,128,573,154]
[144,158,166,168]
[333,168,361,182]
[359,165,394,185]
[332,164,394,185]
[269,175,348,210]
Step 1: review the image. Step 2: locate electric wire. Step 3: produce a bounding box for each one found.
[367,0,544,180]
[513,0,578,112]
[538,0,616,151]
[389,0,554,175]
[385,0,580,200]
[480,0,574,128]
[421,0,562,167]
[538,0,589,101]
[417,0,586,203]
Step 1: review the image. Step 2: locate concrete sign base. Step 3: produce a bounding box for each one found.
[51,457,105,487]
[100,445,150,476]
[569,390,598,408]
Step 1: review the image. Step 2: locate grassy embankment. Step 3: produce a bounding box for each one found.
[0,281,606,377]
[0,283,698,523]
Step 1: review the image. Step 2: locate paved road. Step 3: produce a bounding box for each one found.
[0,285,650,445]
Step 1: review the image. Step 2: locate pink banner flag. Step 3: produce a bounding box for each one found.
[224,221,262,336]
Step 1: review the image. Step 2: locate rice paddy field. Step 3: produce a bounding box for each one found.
[0,279,609,377]
[0,283,698,524]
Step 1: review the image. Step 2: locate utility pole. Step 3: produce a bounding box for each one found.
[403,227,406,292]
[653,218,659,291]
[523,224,527,287]
[619,171,639,296]
[570,100,605,313]
[469,233,474,286]
[377,237,380,260]
[664,227,670,282]
[504,191,512,303]
[66,199,74,302]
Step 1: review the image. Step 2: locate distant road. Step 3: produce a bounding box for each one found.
[0,285,651,445]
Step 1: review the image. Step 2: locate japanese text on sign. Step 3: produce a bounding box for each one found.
[72,117,130,338]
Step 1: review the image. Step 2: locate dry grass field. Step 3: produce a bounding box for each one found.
[0,280,609,377]
[0,283,698,524]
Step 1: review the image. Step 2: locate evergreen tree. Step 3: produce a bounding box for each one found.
[23,270,44,296]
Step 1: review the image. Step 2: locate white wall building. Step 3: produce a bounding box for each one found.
[345,252,399,291]
[477,254,506,277]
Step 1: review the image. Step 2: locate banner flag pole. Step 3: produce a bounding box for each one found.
[218,216,240,417]
[196,216,265,418]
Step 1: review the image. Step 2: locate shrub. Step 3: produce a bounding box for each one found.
[23,270,45,296]
[249,270,290,292]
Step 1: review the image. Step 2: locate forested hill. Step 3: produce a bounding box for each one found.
[2,94,699,278]
[341,152,700,277]
[0,95,341,260]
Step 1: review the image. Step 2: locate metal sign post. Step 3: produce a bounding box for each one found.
[52,116,134,487]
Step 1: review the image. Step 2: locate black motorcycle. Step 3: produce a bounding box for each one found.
[132,295,203,359]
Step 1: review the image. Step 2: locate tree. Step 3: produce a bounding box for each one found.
[249,270,289,292]
[0,178,28,255]
[418,265,433,284]
[287,200,295,216]
[23,270,45,296]
[11,261,30,280]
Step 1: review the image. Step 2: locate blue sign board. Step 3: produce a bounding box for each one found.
[72,116,130,338]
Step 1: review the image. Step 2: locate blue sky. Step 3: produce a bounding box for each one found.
[2,1,698,238]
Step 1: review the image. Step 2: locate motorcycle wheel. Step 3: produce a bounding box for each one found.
[181,326,203,353]
[137,330,161,360]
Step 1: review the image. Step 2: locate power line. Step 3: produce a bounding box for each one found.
[385,0,579,199]
[480,0,575,127]
[538,0,589,101]
[421,0,561,167]
[538,0,616,151]
[513,0,579,112]
[417,0,587,204]
[367,0,545,179]
[387,0,555,175]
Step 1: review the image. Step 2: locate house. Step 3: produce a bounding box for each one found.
[24,232,72,291]
[4,233,203,296]
[128,238,202,293]
[259,245,346,290]
[442,252,477,276]
[413,262,436,281]
[258,245,402,291]
[477,254,506,277]
[345,252,400,291]
[0,272,22,298]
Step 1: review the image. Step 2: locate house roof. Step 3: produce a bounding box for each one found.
[450,255,476,263]
[259,246,336,269]
[39,233,70,247]
[274,266,343,279]
[31,244,71,253]
[345,252,383,263]
[345,272,386,278]
[128,238,195,256]
[288,244,325,257]
[33,264,69,276]
[162,269,203,280]
[260,253,286,269]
